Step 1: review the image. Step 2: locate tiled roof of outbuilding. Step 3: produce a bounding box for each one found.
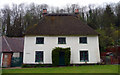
[1,36,24,52]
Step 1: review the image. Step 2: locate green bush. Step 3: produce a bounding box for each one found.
[52,47,71,66]
[21,64,33,68]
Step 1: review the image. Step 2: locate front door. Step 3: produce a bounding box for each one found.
[3,54,8,67]
[59,52,65,66]
[11,57,23,67]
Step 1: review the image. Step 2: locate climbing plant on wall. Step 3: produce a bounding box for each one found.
[52,47,71,66]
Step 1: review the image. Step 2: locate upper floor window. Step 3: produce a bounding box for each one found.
[58,37,66,44]
[36,37,44,44]
[79,37,87,44]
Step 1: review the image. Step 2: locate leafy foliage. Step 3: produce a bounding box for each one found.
[86,4,120,51]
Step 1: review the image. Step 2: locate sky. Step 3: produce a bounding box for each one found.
[0,0,120,9]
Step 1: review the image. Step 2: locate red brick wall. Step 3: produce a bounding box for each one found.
[2,53,12,67]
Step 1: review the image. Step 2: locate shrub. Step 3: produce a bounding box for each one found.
[52,47,71,66]
[21,64,33,68]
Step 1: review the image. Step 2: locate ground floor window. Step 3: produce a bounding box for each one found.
[35,51,43,62]
[80,51,89,62]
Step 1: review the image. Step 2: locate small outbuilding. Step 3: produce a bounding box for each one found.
[1,36,24,67]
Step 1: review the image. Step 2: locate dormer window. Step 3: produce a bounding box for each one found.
[36,37,44,44]
[79,37,87,44]
[58,37,66,44]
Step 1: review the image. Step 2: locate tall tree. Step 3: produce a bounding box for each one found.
[103,5,115,28]
[6,13,11,36]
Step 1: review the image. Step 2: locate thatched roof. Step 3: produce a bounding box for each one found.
[26,14,98,36]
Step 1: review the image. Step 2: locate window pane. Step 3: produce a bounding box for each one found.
[35,51,43,62]
[85,51,88,61]
[80,51,84,61]
[80,37,87,44]
[36,37,44,44]
[58,37,66,44]
[80,51,88,62]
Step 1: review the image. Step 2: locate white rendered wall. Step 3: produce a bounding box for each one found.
[23,36,100,64]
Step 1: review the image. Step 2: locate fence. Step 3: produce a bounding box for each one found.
[11,57,23,67]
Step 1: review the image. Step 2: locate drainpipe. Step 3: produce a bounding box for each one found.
[0,53,2,75]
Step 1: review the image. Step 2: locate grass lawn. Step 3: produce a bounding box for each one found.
[2,65,119,73]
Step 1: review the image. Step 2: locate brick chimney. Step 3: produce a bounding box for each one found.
[42,9,47,16]
[74,9,79,14]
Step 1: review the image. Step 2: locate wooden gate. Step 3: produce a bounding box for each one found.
[106,56,111,64]
[11,57,23,67]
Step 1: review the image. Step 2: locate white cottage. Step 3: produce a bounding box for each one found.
[23,12,100,65]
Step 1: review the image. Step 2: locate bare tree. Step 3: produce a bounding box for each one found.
[50,6,55,13]
[55,7,60,13]
[71,4,79,13]
[66,4,71,13]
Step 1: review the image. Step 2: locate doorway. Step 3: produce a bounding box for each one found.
[59,52,65,66]
[2,53,12,67]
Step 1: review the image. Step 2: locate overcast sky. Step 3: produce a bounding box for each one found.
[0,0,120,9]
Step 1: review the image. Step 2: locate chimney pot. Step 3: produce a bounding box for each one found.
[43,9,47,15]
[75,9,79,14]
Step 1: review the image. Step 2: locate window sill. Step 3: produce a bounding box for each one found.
[35,62,44,64]
[35,44,44,45]
[79,43,88,45]
[80,60,89,62]
[58,43,66,44]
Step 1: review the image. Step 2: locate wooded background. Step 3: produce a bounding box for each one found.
[0,2,120,52]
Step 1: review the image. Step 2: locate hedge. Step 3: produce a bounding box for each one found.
[52,47,71,66]
[21,64,52,68]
